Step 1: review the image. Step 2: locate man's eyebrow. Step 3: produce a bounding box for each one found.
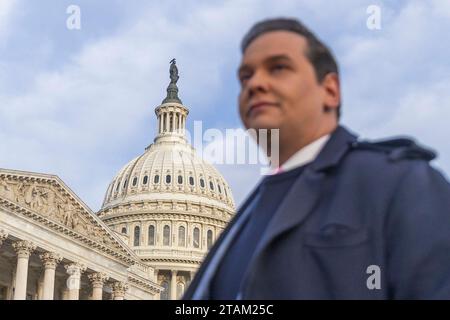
[264,54,293,64]
[238,54,294,75]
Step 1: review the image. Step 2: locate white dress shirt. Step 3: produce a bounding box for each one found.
[271,134,330,174]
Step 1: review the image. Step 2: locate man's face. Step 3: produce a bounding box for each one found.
[238,31,330,138]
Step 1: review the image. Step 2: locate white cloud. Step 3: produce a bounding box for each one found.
[357,79,450,177]
[340,1,450,149]
[0,0,19,44]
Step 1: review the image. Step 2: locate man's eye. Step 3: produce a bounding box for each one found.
[272,64,288,72]
[239,74,251,83]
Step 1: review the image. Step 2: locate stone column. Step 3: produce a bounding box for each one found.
[61,288,70,300]
[39,252,62,300]
[37,272,44,300]
[171,270,177,300]
[111,281,128,300]
[88,272,109,300]
[165,112,170,133]
[12,240,36,300]
[0,229,8,246]
[173,113,177,131]
[64,263,86,300]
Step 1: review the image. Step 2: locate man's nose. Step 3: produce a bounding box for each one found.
[246,70,269,98]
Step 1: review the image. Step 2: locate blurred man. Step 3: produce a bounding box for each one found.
[184,18,450,299]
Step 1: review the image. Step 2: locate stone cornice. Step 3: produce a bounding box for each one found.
[98,199,234,223]
[142,257,203,264]
[100,211,229,227]
[127,274,163,295]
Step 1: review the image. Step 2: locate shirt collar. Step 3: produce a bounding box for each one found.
[271,134,330,174]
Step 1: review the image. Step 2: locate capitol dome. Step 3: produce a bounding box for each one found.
[97,59,235,300]
[101,115,234,211]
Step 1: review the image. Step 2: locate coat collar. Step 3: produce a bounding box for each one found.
[310,125,358,172]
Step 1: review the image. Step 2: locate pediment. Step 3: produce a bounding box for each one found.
[0,168,139,265]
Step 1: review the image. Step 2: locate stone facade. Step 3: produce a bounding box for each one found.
[0,169,162,300]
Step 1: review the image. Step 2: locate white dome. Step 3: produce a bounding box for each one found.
[101,137,235,212]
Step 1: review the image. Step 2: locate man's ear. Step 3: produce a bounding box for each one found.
[322,72,340,113]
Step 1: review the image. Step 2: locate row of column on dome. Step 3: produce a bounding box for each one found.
[121,223,216,249]
[158,110,186,134]
[0,230,127,300]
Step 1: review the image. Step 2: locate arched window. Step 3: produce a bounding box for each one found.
[132,177,138,186]
[209,181,214,191]
[163,225,171,246]
[177,175,183,184]
[189,176,195,186]
[134,226,140,247]
[224,187,227,196]
[148,225,155,245]
[218,184,222,194]
[121,227,127,234]
[178,226,186,247]
[143,176,148,185]
[207,230,213,249]
[193,227,200,248]
[177,282,185,299]
[123,179,128,188]
[161,281,169,300]
[154,175,160,184]
[115,180,121,191]
[166,175,171,184]
[200,178,205,188]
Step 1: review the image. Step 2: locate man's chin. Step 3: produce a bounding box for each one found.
[246,121,281,132]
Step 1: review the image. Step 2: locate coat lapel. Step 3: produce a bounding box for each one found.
[254,167,326,256]
[244,126,358,289]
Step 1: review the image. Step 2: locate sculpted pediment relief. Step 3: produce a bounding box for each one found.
[0,170,138,263]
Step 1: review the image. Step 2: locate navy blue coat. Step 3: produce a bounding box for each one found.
[184,126,450,299]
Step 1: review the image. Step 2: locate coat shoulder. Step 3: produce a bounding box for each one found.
[349,137,436,163]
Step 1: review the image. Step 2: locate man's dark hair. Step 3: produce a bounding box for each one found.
[241,17,341,119]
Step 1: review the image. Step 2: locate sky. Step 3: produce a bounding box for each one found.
[1,0,450,211]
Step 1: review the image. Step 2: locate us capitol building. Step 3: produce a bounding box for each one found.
[0,60,235,300]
